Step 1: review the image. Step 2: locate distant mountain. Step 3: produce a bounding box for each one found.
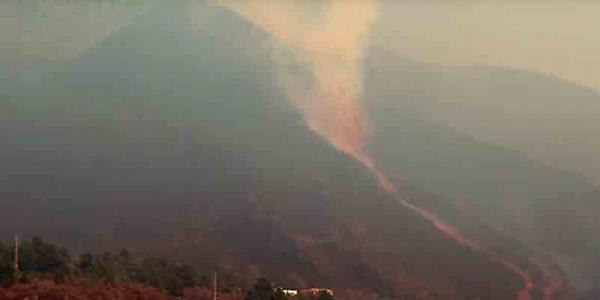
[0,2,591,299]
[362,47,600,188]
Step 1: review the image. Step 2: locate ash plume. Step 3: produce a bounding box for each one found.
[219,2,541,298]
[220,0,378,167]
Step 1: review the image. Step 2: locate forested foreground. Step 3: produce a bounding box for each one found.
[0,237,335,300]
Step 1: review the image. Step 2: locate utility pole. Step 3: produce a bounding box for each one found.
[13,234,19,275]
[213,272,218,300]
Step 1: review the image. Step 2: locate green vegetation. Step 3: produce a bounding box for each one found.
[0,236,198,295]
[1,236,336,299]
[245,277,274,300]
[0,241,17,287]
[78,250,199,296]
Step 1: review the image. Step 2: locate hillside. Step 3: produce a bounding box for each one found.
[365,48,600,294]
[0,2,591,299]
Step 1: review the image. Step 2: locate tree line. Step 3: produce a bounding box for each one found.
[0,236,200,295]
[0,236,335,299]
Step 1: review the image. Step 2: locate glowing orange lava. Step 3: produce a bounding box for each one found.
[318,91,536,298]
[536,262,565,300]
[397,195,534,300]
[305,89,537,298]
[226,1,549,297]
[370,166,535,299]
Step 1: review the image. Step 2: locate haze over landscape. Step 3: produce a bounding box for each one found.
[1,1,599,299]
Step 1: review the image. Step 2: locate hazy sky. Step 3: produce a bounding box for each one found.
[2,1,599,93]
[0,1,159,65]
[375,1,600,92]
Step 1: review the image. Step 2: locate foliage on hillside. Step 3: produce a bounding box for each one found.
[0,236,203,296]
[0,237,337,299]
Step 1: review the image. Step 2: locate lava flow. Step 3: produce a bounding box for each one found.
[535,261,566,300]
[371,168,535,300]
[304,89,537,299]
[224,1,539,297]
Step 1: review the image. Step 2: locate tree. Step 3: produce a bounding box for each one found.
[1,237,202,296]
[133,256,169,290]
[0,241,17,287]
[19,236,72,274]
[316,291,335,300]
[169,263,198,296]
[78,253,94,274]
[245,277,274,300]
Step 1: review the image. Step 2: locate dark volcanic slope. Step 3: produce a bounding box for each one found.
[0,3,574,299]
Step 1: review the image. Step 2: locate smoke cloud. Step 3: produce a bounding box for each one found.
[220,0,378,168]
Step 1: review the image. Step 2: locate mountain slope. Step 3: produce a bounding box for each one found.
[0,3,584,299]
[365,48,600,295]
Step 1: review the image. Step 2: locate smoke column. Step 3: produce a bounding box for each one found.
[220,0,376,167]
[220,1,534,298]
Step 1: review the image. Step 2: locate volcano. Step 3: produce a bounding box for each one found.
[0,3,593,299]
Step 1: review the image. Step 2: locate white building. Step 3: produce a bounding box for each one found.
[281,289,298,296]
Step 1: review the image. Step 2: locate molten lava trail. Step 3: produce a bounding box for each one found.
[393,194,534,300]
[296,90,537,298]
[536,261,565,300]
[372,169,534,299]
